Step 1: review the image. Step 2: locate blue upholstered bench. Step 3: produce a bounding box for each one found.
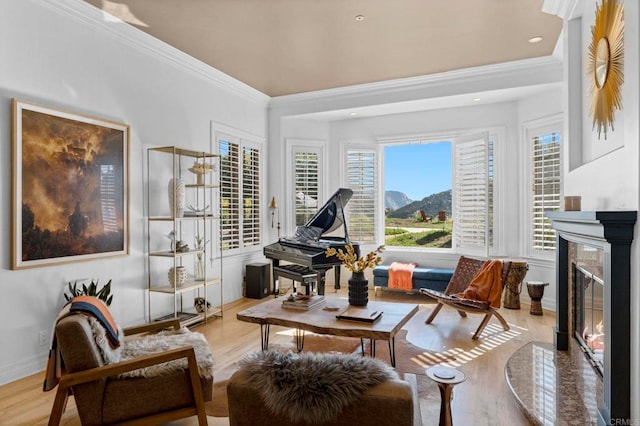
[373,265,454,294]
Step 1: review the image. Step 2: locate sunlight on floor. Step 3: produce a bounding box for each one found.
[410,322,524,370]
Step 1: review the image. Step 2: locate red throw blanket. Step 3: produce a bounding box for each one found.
[454,260,503,308]
[43,296,120,391]
[388,262,417,291]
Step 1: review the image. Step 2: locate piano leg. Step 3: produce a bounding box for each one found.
[334,266,341,291]
[271,259,280,298]
[315,269,328,296]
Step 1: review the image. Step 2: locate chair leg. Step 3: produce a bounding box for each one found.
[185,351,208,426]
[493,310,510,331]
[457,310,467,318]
[425,303,444,324]
[472,313,494,340]
[48,385,69,426]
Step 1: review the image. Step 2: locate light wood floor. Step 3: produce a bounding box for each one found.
[0,288,554,425]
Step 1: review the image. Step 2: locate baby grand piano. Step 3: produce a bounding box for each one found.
[263,188,360,297]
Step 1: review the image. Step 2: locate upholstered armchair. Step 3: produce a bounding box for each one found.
[48,316,213,425]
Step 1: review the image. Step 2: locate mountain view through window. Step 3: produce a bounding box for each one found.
[384,142,452,248]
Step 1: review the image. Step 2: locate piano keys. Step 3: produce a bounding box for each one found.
[263,188,361,296]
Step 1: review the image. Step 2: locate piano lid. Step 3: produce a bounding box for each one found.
[290,188,353,242]
[302,187,353,237]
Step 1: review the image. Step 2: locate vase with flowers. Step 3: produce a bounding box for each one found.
[326,244,384,306]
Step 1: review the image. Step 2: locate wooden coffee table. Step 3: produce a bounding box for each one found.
[236,297,419,367]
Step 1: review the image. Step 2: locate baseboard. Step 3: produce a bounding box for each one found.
[0,350,48,386]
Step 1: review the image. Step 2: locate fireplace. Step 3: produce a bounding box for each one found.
[547,211,636,425]
[573,249,604,376]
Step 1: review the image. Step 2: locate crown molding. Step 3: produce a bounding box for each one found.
[41,0,270,106]
[542,0,583,19]
[269,56,563,110]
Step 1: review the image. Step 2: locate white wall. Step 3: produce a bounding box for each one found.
[558,0,640,418]
[563,1,639,212]
[0,0,268,384]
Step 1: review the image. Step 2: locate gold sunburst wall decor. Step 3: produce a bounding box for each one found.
[587,0,624,140]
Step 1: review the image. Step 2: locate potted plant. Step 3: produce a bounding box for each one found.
[64,279,113,306]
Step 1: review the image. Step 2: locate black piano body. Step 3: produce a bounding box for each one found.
[263,188,360,296]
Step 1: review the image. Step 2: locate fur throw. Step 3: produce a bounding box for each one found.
[119,327,214,379]
[89,317,214,380]
[239,350,398,424]
[87,316,123,364]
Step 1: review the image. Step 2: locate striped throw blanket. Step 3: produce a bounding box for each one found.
[43,296,120,391]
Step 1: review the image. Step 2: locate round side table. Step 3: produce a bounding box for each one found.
[526,281,549,316]
[426,366,466,426]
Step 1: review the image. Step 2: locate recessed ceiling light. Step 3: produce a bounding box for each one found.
[473,98,481,102]
[528,36,543,44]
[355,15,364,22]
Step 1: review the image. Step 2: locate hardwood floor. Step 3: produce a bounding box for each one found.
[0,288,554,425]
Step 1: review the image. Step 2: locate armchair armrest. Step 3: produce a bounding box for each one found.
[59,346,196,387]
[123,318,181,336]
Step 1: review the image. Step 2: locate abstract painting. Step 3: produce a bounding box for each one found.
[11,100,129,269]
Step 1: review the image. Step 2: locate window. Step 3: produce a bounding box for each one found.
[346,149,376,242]
[384,142,452,248]
[286,140,326,234]
[294,151,319,226]
[530,127,561,252]
[382,134,494,253]
[242,145,260,247]
[219,139,240,250]
[218,134,261,251]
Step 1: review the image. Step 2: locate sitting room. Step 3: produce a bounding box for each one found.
[0,0,638,425]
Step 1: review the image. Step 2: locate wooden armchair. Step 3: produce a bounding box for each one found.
[420,256,512,340]
[49,317,211,426]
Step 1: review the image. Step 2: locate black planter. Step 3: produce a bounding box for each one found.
[348,272,368,306]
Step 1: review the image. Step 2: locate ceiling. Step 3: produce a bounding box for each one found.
[84,0,563,97]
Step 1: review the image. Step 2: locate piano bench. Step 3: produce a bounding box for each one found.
[273,265,318,296]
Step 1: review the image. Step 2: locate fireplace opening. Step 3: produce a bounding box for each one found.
[573,258,604,377]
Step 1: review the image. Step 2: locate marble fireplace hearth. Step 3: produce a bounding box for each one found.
[505,340,602,425]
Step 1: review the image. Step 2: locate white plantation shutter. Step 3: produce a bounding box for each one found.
[294,151,319,226]
[242,145,260,247]
[453,133,489,255]
[487,139,494,248]
[346,150,376,242]
[219,139,240,250]
[531,130,561,252]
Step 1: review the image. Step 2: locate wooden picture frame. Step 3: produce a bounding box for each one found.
[11,100,130,269]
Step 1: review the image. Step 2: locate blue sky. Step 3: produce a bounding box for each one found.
[384,142,452,201]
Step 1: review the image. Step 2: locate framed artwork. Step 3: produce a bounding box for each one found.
[11,100,130,269]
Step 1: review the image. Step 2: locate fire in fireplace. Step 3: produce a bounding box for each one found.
[573,260,604,376]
